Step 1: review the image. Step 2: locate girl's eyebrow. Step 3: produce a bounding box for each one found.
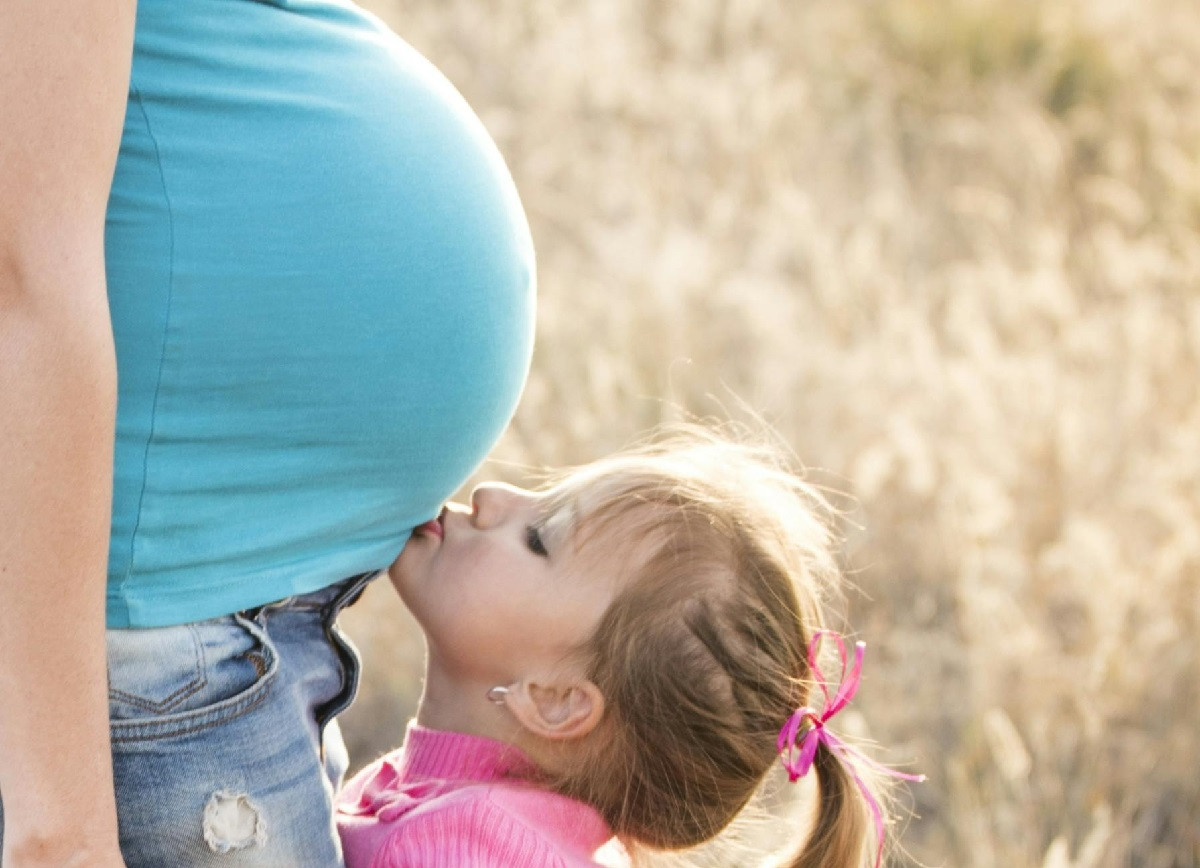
[539,495,579,555]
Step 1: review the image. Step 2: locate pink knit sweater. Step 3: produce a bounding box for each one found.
[336,723,626,867]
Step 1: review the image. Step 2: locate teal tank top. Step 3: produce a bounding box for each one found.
[104,0,535,627]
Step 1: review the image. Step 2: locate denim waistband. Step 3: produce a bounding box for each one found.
[241,570,379,622]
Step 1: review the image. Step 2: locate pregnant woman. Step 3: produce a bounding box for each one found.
[0,1,534,865]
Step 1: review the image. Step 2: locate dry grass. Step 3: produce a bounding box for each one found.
[338,1,1200,865]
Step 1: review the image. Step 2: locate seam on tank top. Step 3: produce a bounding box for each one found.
[120,83,178,590]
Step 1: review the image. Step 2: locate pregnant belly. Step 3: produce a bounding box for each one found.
[104,0,535,588]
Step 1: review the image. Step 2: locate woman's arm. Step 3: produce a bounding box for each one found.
[0,1,135,864]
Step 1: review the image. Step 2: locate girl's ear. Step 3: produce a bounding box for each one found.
[506,678,605,741]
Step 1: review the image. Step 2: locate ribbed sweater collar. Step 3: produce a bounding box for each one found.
[398,722,537,783]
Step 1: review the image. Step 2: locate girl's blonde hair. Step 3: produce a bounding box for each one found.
[539,425,890,867]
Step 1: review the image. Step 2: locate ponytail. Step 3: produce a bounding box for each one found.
[774,633,922,868]
[788,742,874,868]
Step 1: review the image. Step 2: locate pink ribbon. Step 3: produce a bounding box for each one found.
[777,631,925,868]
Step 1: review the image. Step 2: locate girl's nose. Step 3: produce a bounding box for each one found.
[469,483,533,530]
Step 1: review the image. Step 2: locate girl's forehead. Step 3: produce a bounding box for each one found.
[544,466,641,515]
[545,482,668,566]
[538,491,580,552]
[541,476,626,540]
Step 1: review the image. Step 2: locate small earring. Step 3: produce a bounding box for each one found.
[485,685,510,705]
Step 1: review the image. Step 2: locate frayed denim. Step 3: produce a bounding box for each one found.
[0,571,378,867]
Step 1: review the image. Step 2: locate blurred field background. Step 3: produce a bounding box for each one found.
[337,1,1200,865]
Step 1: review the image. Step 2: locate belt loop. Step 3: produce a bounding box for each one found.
[323,570,379,623]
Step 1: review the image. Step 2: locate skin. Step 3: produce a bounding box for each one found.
[0,1,135,864]
[389,482,618,758]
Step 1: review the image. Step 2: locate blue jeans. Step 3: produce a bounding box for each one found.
[0,571,378,867]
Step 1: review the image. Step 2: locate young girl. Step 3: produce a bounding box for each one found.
[336,428,922,867]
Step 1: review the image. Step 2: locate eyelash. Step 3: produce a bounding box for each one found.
[525,524,548,557]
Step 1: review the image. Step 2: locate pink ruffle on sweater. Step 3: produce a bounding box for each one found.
[337,723,626,867]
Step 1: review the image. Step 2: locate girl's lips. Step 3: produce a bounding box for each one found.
[414,509,445,541]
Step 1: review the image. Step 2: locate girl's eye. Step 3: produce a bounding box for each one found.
[525,524,549,557]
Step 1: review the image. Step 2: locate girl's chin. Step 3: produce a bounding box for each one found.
[386,559,412,594]
[387,537,422,581]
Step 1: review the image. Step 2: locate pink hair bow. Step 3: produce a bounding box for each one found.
[777,630,925,868]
